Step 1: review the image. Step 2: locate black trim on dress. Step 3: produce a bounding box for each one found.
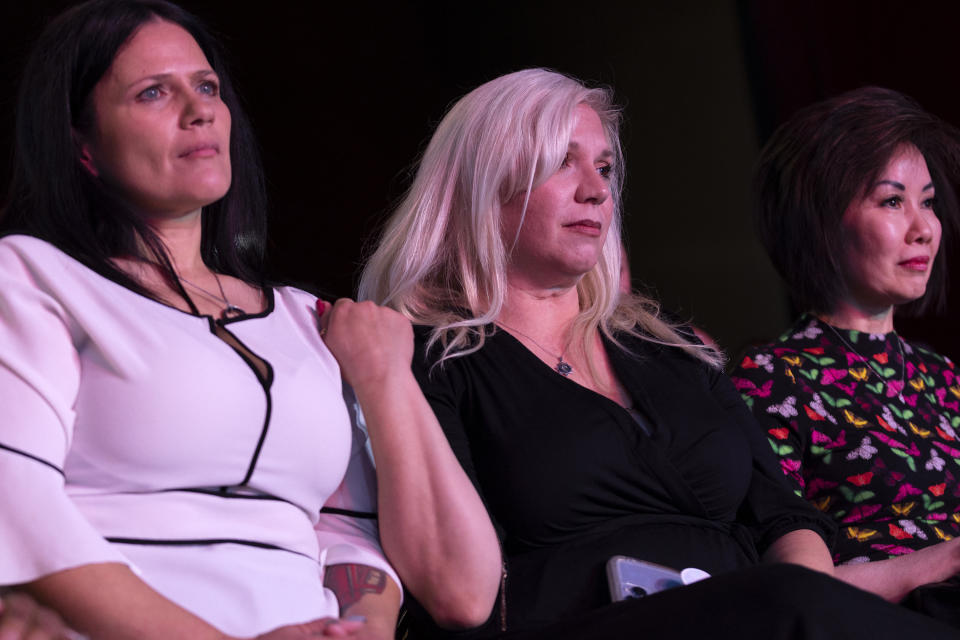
[105,536,315,561]
[169,487,286,501]
[319,506,378,519]
[0,442,64,476]
[204,316,275,487]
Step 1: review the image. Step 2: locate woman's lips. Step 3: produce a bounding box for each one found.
[563,220,602,236]
[179,143,220,159]
[898,256,930,271]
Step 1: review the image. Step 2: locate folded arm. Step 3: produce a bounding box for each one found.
[320,300,501,629]
[324,564,401,639]
[833,540,960,602]
[762,528,835,575]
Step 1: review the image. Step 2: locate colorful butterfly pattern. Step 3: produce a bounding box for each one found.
[731,315,960,564]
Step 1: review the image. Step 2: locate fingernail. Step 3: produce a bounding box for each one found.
[316,300,327,317]
[345,615,366,623]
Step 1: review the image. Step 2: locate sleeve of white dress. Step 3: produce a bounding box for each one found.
[314,384,401,592]
[0,241,127,584]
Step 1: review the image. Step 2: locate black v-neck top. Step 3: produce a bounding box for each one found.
[411,325,835,632]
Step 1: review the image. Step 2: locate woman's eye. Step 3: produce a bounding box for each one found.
[880,195,902,208]
[198,80,219,96]
[923,197,936,209]
[559,154,572,170]
[136,85,163,101]
[597,165,612,179]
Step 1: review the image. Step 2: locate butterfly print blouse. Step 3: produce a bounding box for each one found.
[731,315,960,564]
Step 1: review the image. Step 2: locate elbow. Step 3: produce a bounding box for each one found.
[427,595,495,630]
[416,580,498,631]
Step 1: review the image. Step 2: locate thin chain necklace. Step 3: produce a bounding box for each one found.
[497,321,574,376]
[178,272,246,321]
[821,320,907,403]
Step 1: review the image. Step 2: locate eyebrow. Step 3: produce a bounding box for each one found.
[125,69,217,91]
[568,141,614,160]
[873,179,934,191]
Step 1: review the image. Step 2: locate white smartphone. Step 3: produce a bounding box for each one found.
[606,555,685,602]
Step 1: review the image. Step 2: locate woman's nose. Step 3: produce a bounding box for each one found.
[575,167,610,205]
[906,202,936,245]
[180,93,215,128]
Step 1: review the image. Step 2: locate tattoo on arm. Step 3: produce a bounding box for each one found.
[324,564,387,611]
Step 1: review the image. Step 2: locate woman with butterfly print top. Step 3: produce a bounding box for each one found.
[735,318,960,566]
[732,87,960,615]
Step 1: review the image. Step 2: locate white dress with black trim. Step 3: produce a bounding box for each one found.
[0,234,399,636]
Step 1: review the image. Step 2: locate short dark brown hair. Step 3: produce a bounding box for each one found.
[754,86,960,316]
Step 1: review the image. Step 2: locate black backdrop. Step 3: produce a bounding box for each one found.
[1,0,956,360]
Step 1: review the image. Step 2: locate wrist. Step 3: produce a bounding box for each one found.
[945,539,960,576]
[354,617,395,640]
[349,367,414,402]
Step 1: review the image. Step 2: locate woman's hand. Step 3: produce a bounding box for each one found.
[250,617,367,639]
[317,299,414,394]
[0,592,79,640]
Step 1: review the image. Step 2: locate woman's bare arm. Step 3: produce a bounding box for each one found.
[321,300,501,629]
[833,539,960,602]
[762,529,835,575]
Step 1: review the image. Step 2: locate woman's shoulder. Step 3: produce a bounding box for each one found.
[0,233,73,264]
[411,323,471,364]
[609,317,715,370]
[732,317,821,373]
[904,337,956,372]
[0,233,94,287]
[272,284,318,306]
[729,318,820,401]
[410,322,500,386]
[745,317,819,355]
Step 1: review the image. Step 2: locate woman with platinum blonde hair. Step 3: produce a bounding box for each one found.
[360,69,717,373]
[360,69,958,639]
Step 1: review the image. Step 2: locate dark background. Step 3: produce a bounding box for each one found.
[1,0,957,361]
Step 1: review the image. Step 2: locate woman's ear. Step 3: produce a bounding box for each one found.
[72,130,99,177]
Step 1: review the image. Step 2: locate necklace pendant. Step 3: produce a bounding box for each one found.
[221,304,246,320]
[555,360,573,376]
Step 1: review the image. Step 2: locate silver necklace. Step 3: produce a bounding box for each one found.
[178,272,246,321]
[497,321,574,376]
[821,321,907,403]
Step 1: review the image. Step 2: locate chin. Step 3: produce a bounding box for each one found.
[193,180,233,207]
[899,283,932,304]
[563,254,602,275]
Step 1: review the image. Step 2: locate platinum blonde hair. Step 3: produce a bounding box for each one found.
[359,68,721,368]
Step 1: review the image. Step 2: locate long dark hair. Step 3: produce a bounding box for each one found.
[1,0,268,294]
[755,86,960,316]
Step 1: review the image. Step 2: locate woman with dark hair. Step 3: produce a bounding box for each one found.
[359,70,960,639]
[0,0,497,637]
[731,87,960,611]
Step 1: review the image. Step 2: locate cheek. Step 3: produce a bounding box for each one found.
[931,216,943,257]
[500,199,524,247]
[96,119,165,174]
[838,225,875,283]
[601,200,615,226]
[502,189,552,244]
[842,215,899,258]
[220,104,233,148]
